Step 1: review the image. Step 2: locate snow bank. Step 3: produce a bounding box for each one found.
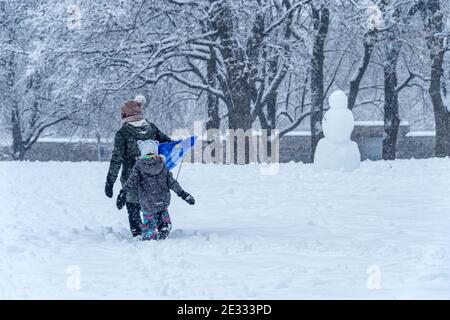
[1,160,449,299]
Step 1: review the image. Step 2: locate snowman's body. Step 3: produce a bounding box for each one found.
[314,90,361,171]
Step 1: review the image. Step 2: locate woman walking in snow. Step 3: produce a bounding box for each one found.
[104,97,173,237]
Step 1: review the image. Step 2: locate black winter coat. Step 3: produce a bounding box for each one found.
[122,156,184,213]
[106,120,172,185]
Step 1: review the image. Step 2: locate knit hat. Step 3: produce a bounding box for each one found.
[137,139,159,157]
[134,95,147,107]
[121,100,144,123]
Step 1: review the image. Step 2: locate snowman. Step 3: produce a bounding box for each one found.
[314,90,361,171]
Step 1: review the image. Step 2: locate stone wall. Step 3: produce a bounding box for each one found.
[397,132,436,159]
[0,122,438,162]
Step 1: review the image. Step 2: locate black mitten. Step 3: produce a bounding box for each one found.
[180,191,195,205]
[105,180,114,198]
[116,190,127,210]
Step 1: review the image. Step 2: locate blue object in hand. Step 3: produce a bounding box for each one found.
[158,136,197,170]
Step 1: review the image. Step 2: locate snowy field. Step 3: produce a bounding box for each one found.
[1,159,449,299]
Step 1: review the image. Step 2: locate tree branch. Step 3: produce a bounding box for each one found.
[278,111,312,138]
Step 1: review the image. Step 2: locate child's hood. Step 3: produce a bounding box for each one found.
[136,156,165,176]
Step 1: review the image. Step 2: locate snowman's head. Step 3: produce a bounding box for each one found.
[328,90,348,110]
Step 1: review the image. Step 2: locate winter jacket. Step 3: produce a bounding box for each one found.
[122,155,184,213]
[106,119,172,186]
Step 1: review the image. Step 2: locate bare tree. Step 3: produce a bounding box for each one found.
[419,0,449,157]
[377,1,419,159]
[309,2,330,158]
[0,1,82,160]
[1,0,445,163]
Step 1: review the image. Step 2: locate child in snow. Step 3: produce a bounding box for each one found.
[116,139,195,240]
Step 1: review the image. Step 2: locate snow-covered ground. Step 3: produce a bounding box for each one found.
[1,159,449,299]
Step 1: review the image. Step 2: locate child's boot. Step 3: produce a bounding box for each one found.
[156,210,172,240]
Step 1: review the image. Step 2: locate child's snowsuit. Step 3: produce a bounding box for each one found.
[122,155,186,240]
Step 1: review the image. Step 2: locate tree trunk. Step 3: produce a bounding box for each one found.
[429,51,449,157]
[210,0,264,163]
[310,6,330,161]
[205,48,220,131]
[422,0,449,157]
[266,56,278,131]
[4,17,24,161]
[210,0,254,133]
[382,19,402,160]
[382,54,400,160]
[348,30,377,110]
[11,106,26,161]
[381,2,403,160]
